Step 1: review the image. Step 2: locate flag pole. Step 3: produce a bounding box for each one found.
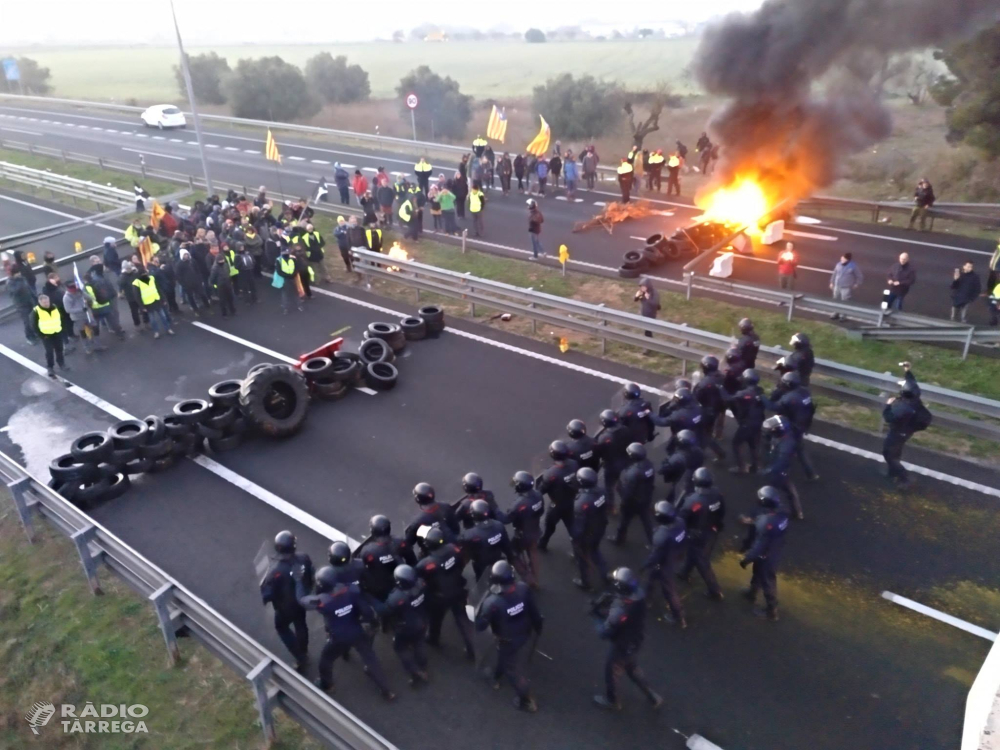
[169,0,213,194]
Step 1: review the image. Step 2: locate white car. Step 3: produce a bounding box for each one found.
[140,105,186,129]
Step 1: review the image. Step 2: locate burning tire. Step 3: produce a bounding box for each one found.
[239,364,310,438]
[660,241,682,261]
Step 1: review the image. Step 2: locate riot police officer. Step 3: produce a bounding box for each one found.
[455,472,501,529]
[769,370,818,481]
[651,388,703,450]
[415,527,476,659]
[642,502,687,628]
[474,561,544,713]
[660,429,704,501]
[693,355,727,461]
[612,443,656,545]
[355,515,415,602]
[616,382,654,444]
[384,564,430,685]
[505,471,545,587]
[459,499,514,581]
[722,347,746,395]
[595,409,631,513]
[762,416,804,520]
[297,566,395,699]
[739,486,790,621]
[728,368,766,474]
[405,482,460,551]
[777,332,815,386]
[882,363,929,486]
[565,419,600,470]
[537,440,579,551]
[571,467,610,591]
[677,468,725,601]
[327,540,365,586]
[260,530,314,672]
[592,568,663,711]
[736,318,760,368]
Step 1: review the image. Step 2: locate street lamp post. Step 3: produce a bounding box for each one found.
[169,0,213,195]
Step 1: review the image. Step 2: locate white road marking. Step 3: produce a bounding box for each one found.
[187,140,199,145]
[822,225,992,256]
[120,131,132,136]
[0,126,43,136]
[191,322,297,363]
[243,149,260,154]
[40,119,51,123]
[205,143,219,148]
[105,128,118,133]
[91,126,103,131]
[224,146,240,151]
[133,132,146,137]
[356,386,378,395]
[0,193,120,231]
[882,591,997,642]
[785,229,837,241]
[795,216,823,225]
[556,196,568,201]
[169,138,183,142]
[152,135,165,140]
[121,147,186,162]
[339,164,355,169]
[0,341,359,546]
[362,167,377,172]
[311,159,331,165]
[288,155,305,161]
[593,201,606,207]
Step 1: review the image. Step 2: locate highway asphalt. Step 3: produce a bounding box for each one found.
[0,271,996,750]
[1,104,997,325]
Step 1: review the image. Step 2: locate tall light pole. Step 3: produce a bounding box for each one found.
[169,0,213,195]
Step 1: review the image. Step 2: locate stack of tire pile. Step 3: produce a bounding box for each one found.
[618,234,684,278]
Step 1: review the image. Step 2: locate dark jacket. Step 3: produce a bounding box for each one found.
[914,184,936,208]
[888,261,917,296]
[103,241,123,274]
[8,275,37,310]
[528,207,544,235]
[176,257,201,290]
[637,279,660,319]
[951,270,982,307]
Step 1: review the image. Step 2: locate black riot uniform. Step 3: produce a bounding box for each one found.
[566,419,600,471]
[642,502,687,626]
[474,561,543,712]
[693,356,727,460]
[459,500,515,581]
[592,568,663,710]
[762,416,804,520]
[260,531,314,670]
[454,472,501,529]
[722,348,746,396]
[595,410,631,513]
[735,318,760,369]
[537,441,579,550]
[405,483,460,552]
[613,443,656,545]
[768,371,818,481]
[740,487,790,621]
[882,369,929,485]
[616,382,655,444]
[505,472,545,587]
[571,467,610,591]
[777,333,815,386]
[354,516,415,602]
[383,565,430,684]
[677,469,725,600]
[327,541,366,587]
[728,369,766,473]
[651,388,703,452]
[297,567,393,698]
[415,527,476,658]
[659,429,704,502]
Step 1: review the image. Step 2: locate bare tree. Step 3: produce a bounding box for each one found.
[623,83,678,148]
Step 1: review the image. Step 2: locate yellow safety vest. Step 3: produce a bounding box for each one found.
[124,225,141,247]
[648,154,664,165]
[225,250,239,277]
[133,277,160,306]
[366,228,382,248]
[279,257,296,275]
[469,190,484,213]
[668,155,681,168]
[85,284,110,310]
[473,138,487,148]
[399,200,413,222]
[414,160,431,174]
[617,163,633,175]
[991,282,1000,299]
[35,306,62,335]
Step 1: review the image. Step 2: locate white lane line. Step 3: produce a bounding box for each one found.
[243,149,260,154]
[882,591,997,642]
[26,117,37,121]
[205,143,219,148]
[40,119,51,123]
[362,167,377,172]
[0,126,43,136]
[186,140,199,145]
[822,225,992,256]
[190,322,297,363]
[735,254,829,274]
[340,163,355,169]
[0,341,359,546]
[555,196,568,201]
[121,147,186,162]
[0,193,120,232]
[105,128,118,133]
[795,216,823,225]
[356,386,378,396]
[224,146,240,151]
[65,123,76,127]
[91,126,103,131]
[287,155,305,161]
[311,159,331,165]
[120,131,132,136]
[169,137,183,142]
[785,229,837,241]
[593,201,606,207]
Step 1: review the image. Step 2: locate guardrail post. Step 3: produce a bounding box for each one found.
[149,583,181,666]
[60,150,68,164]
[71,525,103,595]
[188,175,195,191]
[529,300,537,334]
[7,477,36,543]
[787,294,798,322]
[597,304,607,354]
[962,328,974,361]
[97,157,104,169]
[685,272,693,301]
[461,228,468,254]
[247,659,278,746]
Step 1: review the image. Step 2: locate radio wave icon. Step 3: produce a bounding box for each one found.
[24,702,55,734]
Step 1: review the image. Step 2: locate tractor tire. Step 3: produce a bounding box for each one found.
[238,364,310,438]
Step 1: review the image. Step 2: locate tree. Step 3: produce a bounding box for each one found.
[0,56,51,95]
[392,30,405,43]
[173,52,229,105]
[525,28,546,43]
[532,73,622,140]
[226,57,319,122]
[932,23,1000,158]
[623,83,681,148]
[637,28,655,39]
[304,53,370,104]
[396,66,471,140]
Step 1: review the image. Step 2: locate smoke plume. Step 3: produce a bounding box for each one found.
[693,0,1000,203]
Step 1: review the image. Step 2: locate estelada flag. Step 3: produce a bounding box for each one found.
[138,235,154,266]
[149,200,166,230]
[265,129,281,163]
[525,115,550,157]
[486,105,507,143]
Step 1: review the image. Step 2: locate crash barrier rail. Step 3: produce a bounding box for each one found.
[0,450,397,750]
[0,160,134,209]
[351,248,1000,440]
[799,195,1000,230]
[963,633,1000,750]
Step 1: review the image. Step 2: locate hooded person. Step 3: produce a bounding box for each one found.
[62,280,102,354]
[176,248,209,314]
[635,277,660,337]
[102,236,123,275]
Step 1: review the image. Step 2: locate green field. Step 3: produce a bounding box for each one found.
[5,40,701,102]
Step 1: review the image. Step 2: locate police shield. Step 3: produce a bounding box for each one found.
[466,568,498,673]
[254,540,276,626]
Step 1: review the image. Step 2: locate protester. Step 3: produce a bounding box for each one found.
[885,252,917,313]
[665,153,682,196]
[334,216,352,273]
[209,255,237,318]
[777,242,798,291]
[549,150,562,189]
[514,154,526,193]
[469,181,486,237]
[41,273,73,350]
[360,190,379,227]
[12,250,36,293]
[428,186,442,230]
[563,153,579,199]
[907,178,935,231]
[635,278,660,338]
[352,170,369,206]
[536,157,549,196]
[133,264,175,338]
[453,172,469,220]
[84,258,126,340]
[950,261,981,322]
[829,252,863,319]
[62,281,102,355]
[499,152,513,195]
[7,268,39,345]
[377,180,395,227]
[438,186,458,235]
[273,247,303,313]
[582,147,598,190]
[31,294,69,377]
[176,249,209,315]
[334,163,351,205]
[236,245,257,304]
[527,199,544,259]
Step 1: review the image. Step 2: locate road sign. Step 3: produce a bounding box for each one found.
[2,58,19,82]
[405,93,419,110]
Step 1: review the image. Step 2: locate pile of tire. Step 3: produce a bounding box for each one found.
[618,234,682,279]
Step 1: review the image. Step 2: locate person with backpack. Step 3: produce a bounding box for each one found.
[84,257,126,340]
[236,246,258,304]
[882,362,931,487]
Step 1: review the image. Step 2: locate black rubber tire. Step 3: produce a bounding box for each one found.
[238,364,310,438]
[74,475,112,506]
[149,455,177,473]
[426,318,446,334]
[334,350,361,364]
[47,477,79,502]
[359,337,394,365]
[313,377,349,400]
[103,472,131,501]
[208,432,244,452]
[662,240,682,261]
[301,356,334,380]
[122,456,154,475]
[162,415,191,438]
[208,379,243,407]
[197,422,225,441]
[366,322,406,352]
[70,432,114,464]
[618,265,641,279]
[108,419,149,448]
[228,416,250,436]
[95,461,120,480]
[109,447,137,467]
[418,305,444,325]
[365,362,399,391]
[205,404,237,431]
[171,433,198,456]
[173,399,210,425]
[248,362,273,378]
[138,437,174,459]
[400,316,427,341]
[326,357,360,383]
[645,233,665,249]
[50,454,99,483]
[623,250,643,265]
[641,246,663,266]
[143,415,167,443]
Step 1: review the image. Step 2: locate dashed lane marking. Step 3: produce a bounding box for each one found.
[329,325,351,337]
[224,146,240,151]
[243,149,260,154]
[287,155,305,161]
[785,230,837,241]
[882,591,997,641]
[311,159,331,165]
[205,143,219,148]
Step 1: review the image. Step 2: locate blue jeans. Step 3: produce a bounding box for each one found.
[530,233,543,257]
[146,304,171,334]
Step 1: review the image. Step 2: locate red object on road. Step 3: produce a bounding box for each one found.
[295,338,344,369]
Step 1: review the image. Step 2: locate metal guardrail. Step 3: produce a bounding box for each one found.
[351,248,1000,438]
[0,160,133,208]
[0,450,397,750]
[800,195,1000,230]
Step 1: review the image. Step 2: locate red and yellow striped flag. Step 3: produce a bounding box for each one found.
[265,129,281,163]
[138,235,154,266]
[149,200,166,230]
[525,115,550,157]
[486,104,507,143]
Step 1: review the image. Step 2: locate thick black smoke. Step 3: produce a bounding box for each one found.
[693,0,1000,202]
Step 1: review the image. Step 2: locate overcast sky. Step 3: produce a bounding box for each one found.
[1,0,765,46]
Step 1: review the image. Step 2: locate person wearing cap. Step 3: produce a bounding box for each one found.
[102,236,123,276]
[41,252,58,280]
[907,178,935,231]
[333,162,351,205]
[31,294,69,377]
[882,362,931,486]
[176,248,209,315]
[7,268,39,345]
[376,179,395,227]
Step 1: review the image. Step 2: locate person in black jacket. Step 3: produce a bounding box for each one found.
[882,363,930,486]
[642,503,687,628]
[383,565,430,685]
[612,443,656,545]
[735,317,760,368]
[505,471,545,588]
[728,369,766,474]
[176,249,209,314]
[260,531,314,672]
[415,527,475,659]
[571,467,609,591]
[537,441,579,551]
[950,261,982,322]
[907,178,935,231]
[676,468,725,601]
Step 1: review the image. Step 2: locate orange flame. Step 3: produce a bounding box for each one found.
[386,241,409,272]
[695,177,773,236]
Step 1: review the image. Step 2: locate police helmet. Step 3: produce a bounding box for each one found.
[328,541,351,567]
[673,387,693,406]
[424,527,446,549]
[393,564,418,589]
[762,415,789,435]
[462,472,483,494]
[576,467,599,488]
[757,485,783,509]
[315,566,338,593]
[369,515,391,537]
[790,332,810,349]
[274,530,296,554]
[599,409,619,427]
[611,567,638,594]
[549,440,570,460]
[653,500,677,523]
[567,419,587,439]
[674,378,692,391]
[626,442,646,461]
[489,560,515,586]
[413,482,435,505]
[724,348,741,365]
[470,499,491,522]
[701,355,719,373]
[512,470,534,493]
[692,467,713,488]
[781,371,802,388]
[742,368,760,385]
[738,317,754,334]
[677,429,699,448]
[623,382,642,400]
